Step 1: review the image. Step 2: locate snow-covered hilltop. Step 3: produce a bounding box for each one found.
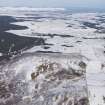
[0,7,66,12]
[0,53,88,105]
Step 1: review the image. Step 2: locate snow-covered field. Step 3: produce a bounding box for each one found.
[0,7,105,105]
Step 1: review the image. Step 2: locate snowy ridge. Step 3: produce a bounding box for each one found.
[0,7,66,11]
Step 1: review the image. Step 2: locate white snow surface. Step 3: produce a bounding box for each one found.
[0,8,105,105]
[0,53,88,105]
[0,53,2,56]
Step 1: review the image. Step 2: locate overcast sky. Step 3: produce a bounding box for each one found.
[0,0,104,9]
